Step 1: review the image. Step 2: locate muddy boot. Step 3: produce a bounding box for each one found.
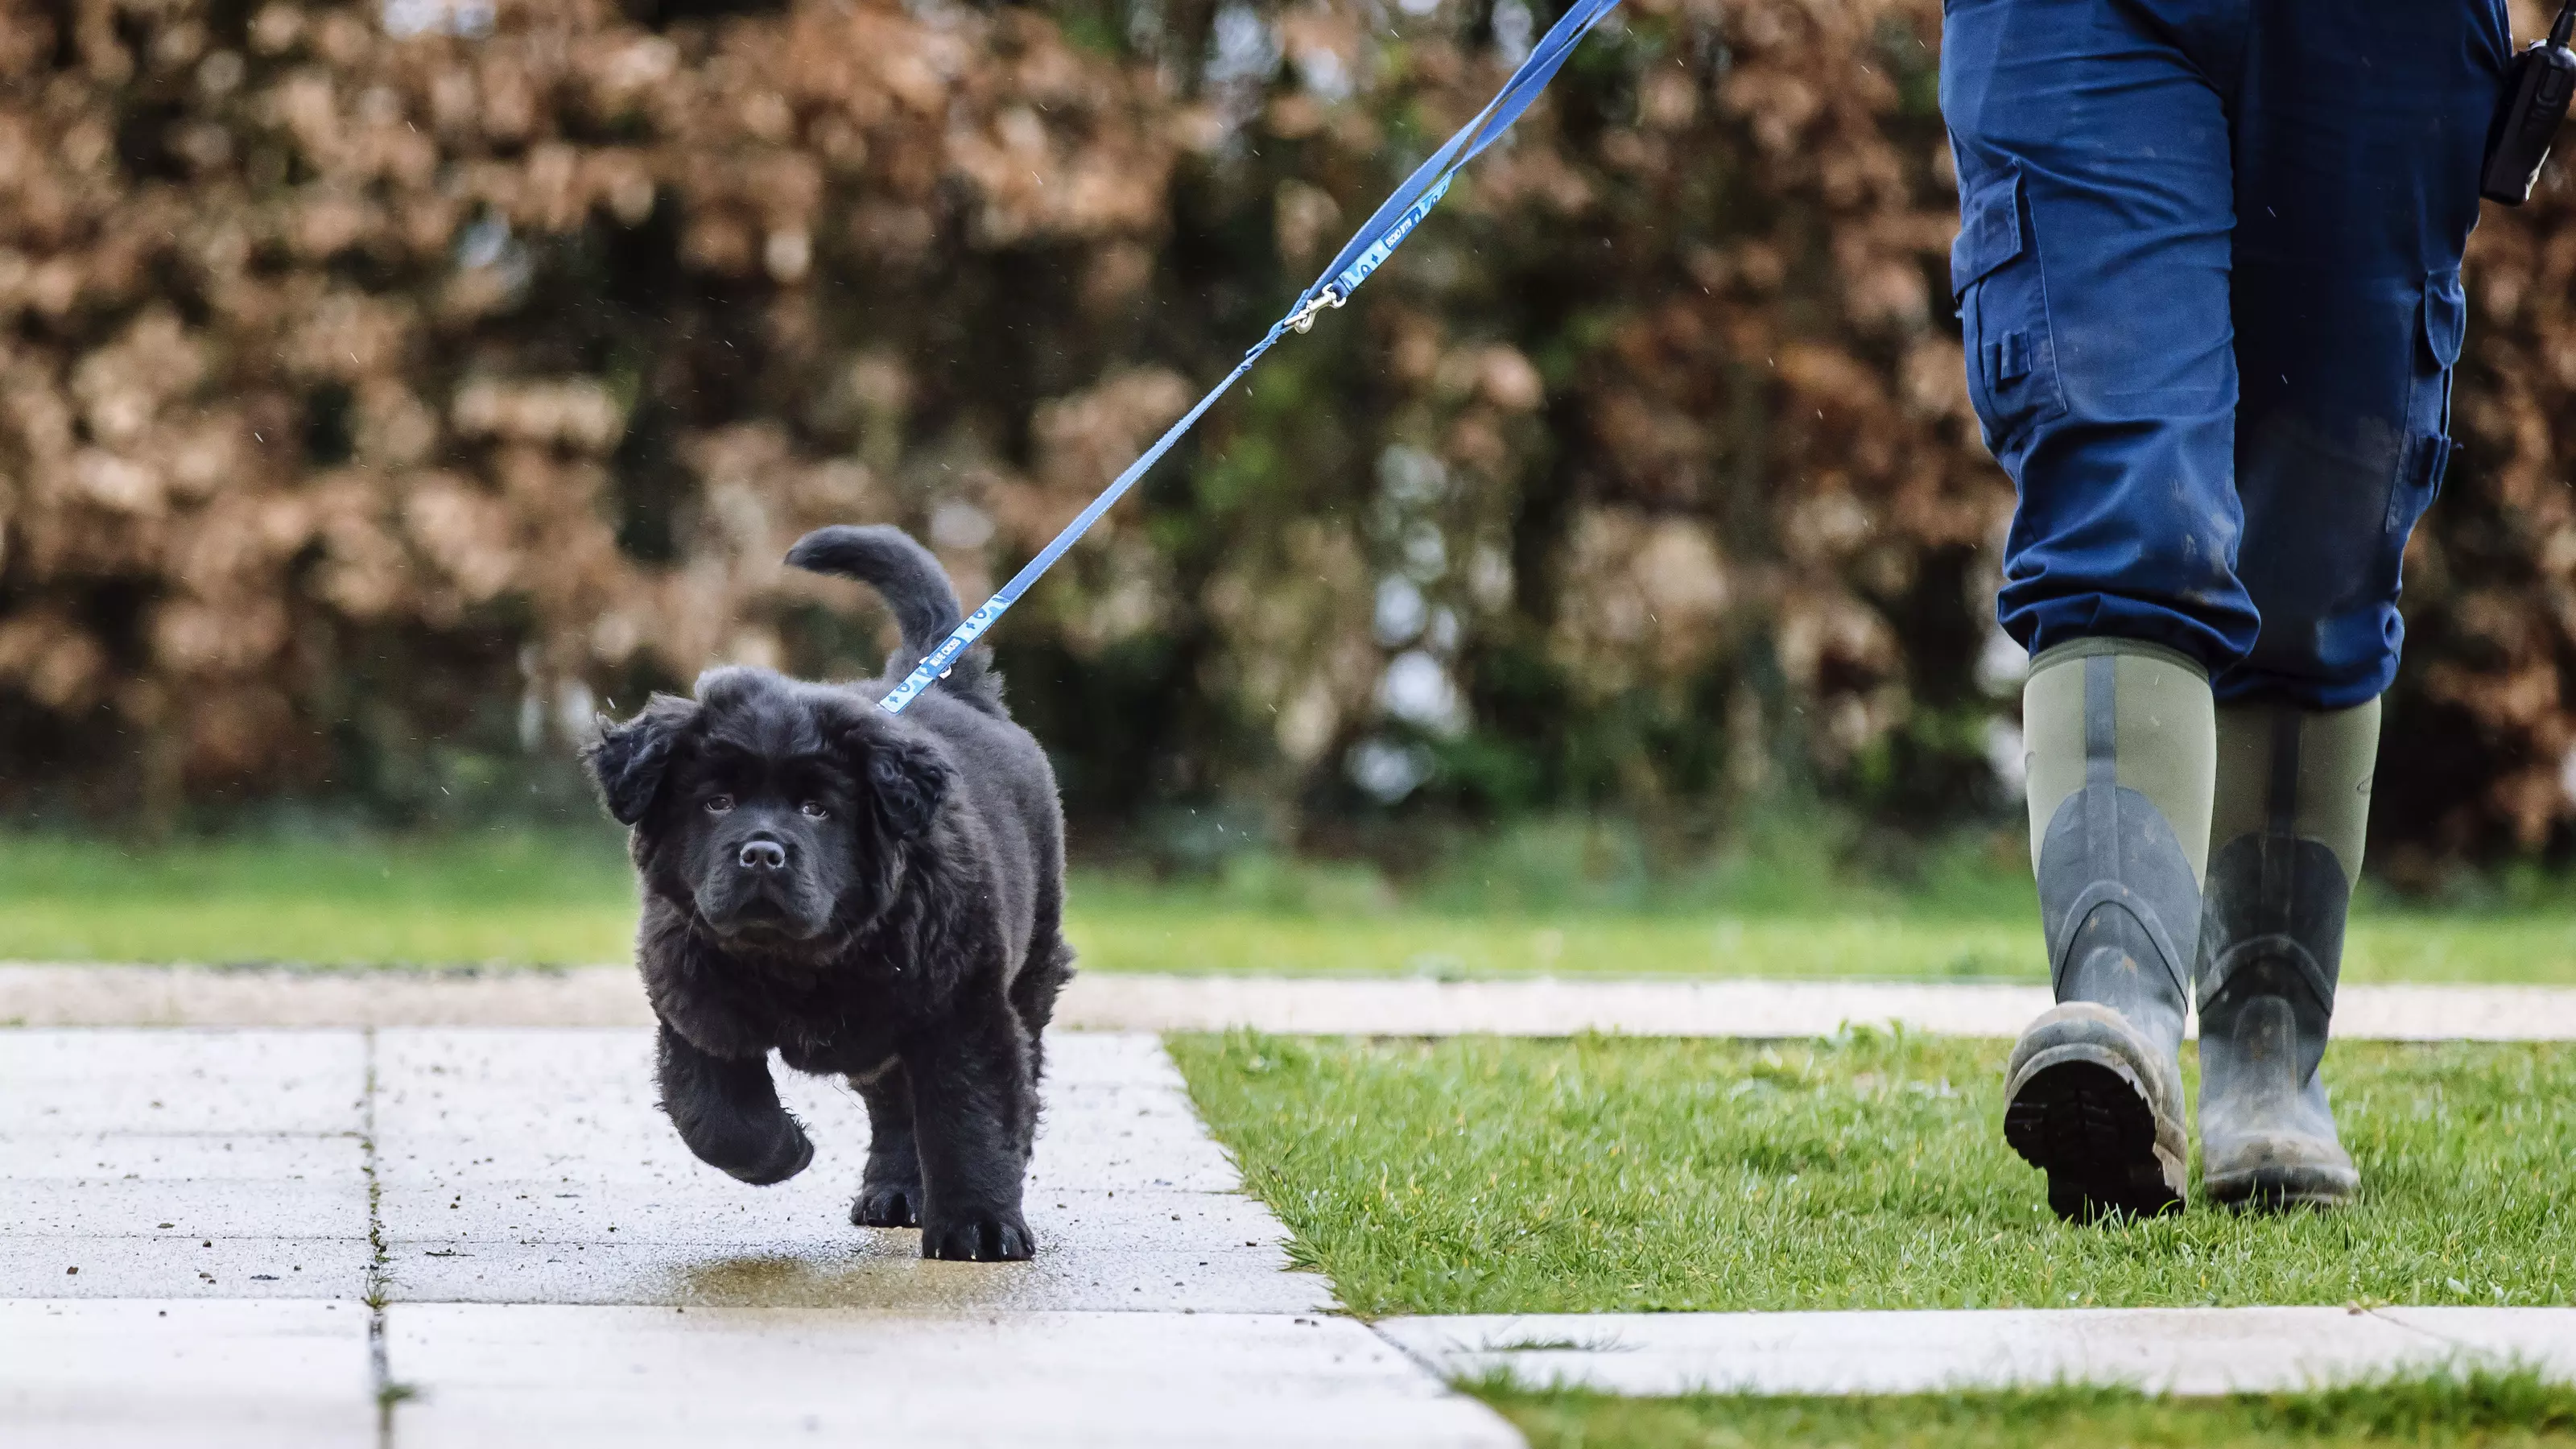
[2196,700,2373,1209]
[2004,642,2212,1222]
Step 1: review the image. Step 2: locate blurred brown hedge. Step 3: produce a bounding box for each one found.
[0,0,2570,865]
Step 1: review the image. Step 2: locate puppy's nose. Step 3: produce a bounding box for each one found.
[737,839,788,872]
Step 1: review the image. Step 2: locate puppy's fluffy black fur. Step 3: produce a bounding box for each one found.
[584,525,1071,1262]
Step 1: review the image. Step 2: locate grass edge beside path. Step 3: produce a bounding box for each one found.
[1478,1369,2576,1448]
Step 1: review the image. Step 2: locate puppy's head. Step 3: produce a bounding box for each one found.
[584,667,952,948]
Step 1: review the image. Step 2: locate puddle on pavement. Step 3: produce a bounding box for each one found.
[673,1245,1034,1311]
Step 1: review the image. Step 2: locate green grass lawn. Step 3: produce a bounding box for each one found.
[1170,1030,2576,1315]
[0,830,643,967]
[1482,1373,2576,1448]
[4,829,2576,982]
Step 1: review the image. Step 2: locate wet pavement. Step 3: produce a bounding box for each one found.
[0,1026,1519,1447]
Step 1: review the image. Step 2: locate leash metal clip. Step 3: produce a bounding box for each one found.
[1287,287,1346,334]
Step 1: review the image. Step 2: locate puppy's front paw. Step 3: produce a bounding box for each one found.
[921,1209,1034,1261]
[722,1125,814,1186]
[851,1179,922,1228]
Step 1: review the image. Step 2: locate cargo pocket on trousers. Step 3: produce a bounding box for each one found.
[2386,267,2464,546]
[1951,167,2067,461]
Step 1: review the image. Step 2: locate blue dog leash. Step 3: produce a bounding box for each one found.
[879,0,1628,714]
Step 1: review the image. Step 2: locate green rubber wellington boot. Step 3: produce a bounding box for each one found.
[2196,702,2372,1209]
[2003,643,2212,1222]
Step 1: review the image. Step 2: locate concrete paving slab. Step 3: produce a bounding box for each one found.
[0,1028,368,1133]
[374,1028,1335,1312]
[0,1235,369,1299]
[1063,975,2576,1040]
[374,1030,1234,1190]
[0,1135,365,1238]
[0,1026,1476,1442]
[381,1178,1288,1250]
[1377,1307,2576,1396]
[0,1030,374,1299]
[0,962,655,1028]
[385,1303,1522,1447]
[0,1298,375,1447]
[1042,1031,1207,1088]
[373,1030,1233,1191]
[23,965,2576,1039]
[0,1130,357,1180]
[2376,1307,2576,1371]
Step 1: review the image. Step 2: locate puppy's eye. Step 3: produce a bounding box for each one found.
[799,801,829,820]
[704,795,735,814]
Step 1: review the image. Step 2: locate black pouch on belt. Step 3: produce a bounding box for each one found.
[2481,1,2576,205]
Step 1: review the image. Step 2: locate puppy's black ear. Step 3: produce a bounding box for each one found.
[865,731,953,842]
[584,696,696,826]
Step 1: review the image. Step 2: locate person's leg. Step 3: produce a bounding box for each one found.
[2203,0,2510,1208]
[2008,640,2213,1219]
[2199,700,2375,1205]
[1943,0,2248,1221]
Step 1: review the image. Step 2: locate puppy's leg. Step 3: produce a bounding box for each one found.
[908,1005,1037,1261]
[1006,936,1075,1161]
[848,1061,925,1228]
[655,1022,813,1185]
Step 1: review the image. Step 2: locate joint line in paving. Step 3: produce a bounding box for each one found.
[361,1026,397,1447]
[1367,1315,1463,1386]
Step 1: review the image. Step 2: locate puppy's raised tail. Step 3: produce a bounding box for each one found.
[786,524,998,706]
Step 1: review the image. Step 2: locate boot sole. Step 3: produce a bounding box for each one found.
[2004,1045,2185,1223]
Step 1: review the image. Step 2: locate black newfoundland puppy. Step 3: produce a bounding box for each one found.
[583,525,1071,1261]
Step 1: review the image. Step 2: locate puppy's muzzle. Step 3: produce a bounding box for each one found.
[702,833,828,942]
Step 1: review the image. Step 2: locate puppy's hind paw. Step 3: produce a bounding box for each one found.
[921,1211,1035,1262]
[851,1182,922,1228]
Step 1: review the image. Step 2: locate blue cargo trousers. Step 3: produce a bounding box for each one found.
[1942,0,2512,707]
